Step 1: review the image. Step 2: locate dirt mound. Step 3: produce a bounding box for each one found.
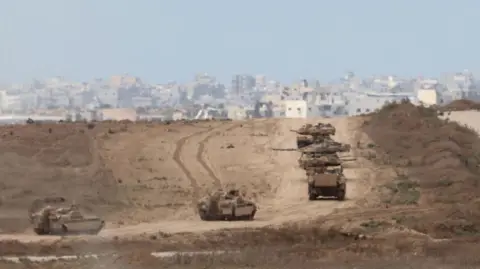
[0,122,127,233]
[439,99,480,112]
[362,100,480,238]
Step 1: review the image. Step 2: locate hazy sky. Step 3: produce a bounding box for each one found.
[1,0,479,84]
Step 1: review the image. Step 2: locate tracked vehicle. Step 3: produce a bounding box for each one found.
[291,123,336,148]
[197,189,257,221]
[29,198,105,235]
[307,165,346,201]
[277,121,353,202]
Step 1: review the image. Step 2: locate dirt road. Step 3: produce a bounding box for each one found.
[0,117,375,243]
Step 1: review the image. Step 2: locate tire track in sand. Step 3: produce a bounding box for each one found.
[172,125,214,206]
[196,122,243,188]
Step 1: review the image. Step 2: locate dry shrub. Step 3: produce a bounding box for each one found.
[0,225,354,256]
[438,99,480,112]
[2,243,480,269]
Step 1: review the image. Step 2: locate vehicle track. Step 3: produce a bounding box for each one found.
[172,126,214,206]
[196,123,243,187]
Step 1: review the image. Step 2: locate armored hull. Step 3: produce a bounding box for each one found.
[29,199,105,235]
[298,154,343,169]
[292,123,336,136]
[197,189,257,221]
[307,166,346,201]
[299,142,351,154]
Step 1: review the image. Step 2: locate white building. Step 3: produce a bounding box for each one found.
[172,110,186,120]
[284,100,308,118]
[96,88,119,108]
[417,89,438,106]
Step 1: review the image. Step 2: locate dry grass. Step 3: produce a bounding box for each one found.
[0,225,355,256]
[2,242,480,269]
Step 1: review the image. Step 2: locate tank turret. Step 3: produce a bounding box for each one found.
[298,141,351,154]
[298,153,342,169]
[290,123,336,136]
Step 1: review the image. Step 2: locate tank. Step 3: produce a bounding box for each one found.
[307,165,346,201]
[291,123,336,136]
[197,189,257,221]
[298,141,351,154]
[29,201,105,235]
[296,135,334,149]
[298,153,343,169]
[28,197,67,218]
[288,122,349,201]
[305,165,344,176]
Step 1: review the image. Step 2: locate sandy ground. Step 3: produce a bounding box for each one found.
[0,117,378,243]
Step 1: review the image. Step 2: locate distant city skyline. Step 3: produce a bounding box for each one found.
[1,0,480,84]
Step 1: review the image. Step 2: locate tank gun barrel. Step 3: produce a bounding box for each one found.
[270,147,298,151]
[339,157,357,162]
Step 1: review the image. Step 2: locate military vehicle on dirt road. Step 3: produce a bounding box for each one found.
[291,123,336,148]
[295,135,333,149]
[307,165,346,201]
[296,134,351,201]
[29,197,105,235]
[298,153,343,170]
[293,122,352,201]
[292,123,336,136]
[298,141,351,154]
[197,189,257,221]
[274,121,354,201]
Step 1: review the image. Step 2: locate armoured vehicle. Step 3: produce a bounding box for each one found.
[298,141,351,154]
[272,140,350,154]
[307,165,346,201]
[28,197,67,216]
[295,135,334,149]
[291,123,336,148]
[29,198,105,235]
[298,153,342,169]
[197,189,257,221]
[291,123,336,136]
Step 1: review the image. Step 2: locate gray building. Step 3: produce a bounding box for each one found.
[231,74,255,95]
[345,93,415,116]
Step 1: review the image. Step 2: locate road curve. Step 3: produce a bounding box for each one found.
[196,123,242,187]
[172,126,214,204]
